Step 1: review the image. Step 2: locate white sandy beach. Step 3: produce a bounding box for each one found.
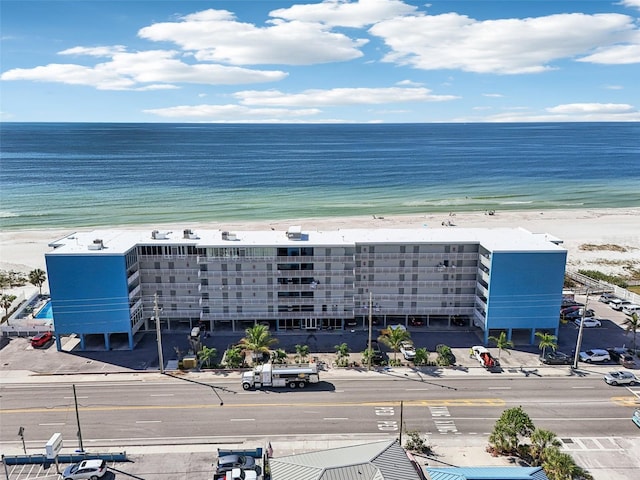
[1,208,639,292]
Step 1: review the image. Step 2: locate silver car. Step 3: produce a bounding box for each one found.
[604,371,638,386]
[62,459,107,479]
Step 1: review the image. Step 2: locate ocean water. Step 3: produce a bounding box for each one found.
[1,122,639,230]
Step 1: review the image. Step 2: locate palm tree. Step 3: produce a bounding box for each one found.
[334,342,350,366]
[271,348,287,364]
[413,347,429,366]
[435,344,453,366]
[238,324,277,364]
[295,344,310,363]
[197,345,217,368]
[535,332,558,359]
[378,327,411,363]
[542,446,593,480]
[28,268,47,295]
[529,428,561,466]
[224,347,244,368]
[624,312,640,352]
[1,294,16,324]
[488,406,534,455]
[488,331,514,359]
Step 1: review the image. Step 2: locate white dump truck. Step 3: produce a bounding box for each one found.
[241,363,320,390]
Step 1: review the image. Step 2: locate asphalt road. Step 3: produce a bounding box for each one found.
[2,374,639,448]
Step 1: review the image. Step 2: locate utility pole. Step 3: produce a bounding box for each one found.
[73,384,84,453]
[155,293,165,374]
[18,427,26,454]
[367,291,373,372]
[572,288,591,369]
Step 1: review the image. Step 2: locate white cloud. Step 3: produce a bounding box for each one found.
[270,0,417,28]
[483,93,503,98]
[604,85,624,90]
[546,102,636,114]
[577,43,640,64]
[472,102,640,122]
[233,86,458,106]
[1,49,288,90]
[143,104,321,121]
[396,79,423,86]
[59,46,127,57]
[138,8,367,66]
[619,0,640,11]
[369,12,640,73]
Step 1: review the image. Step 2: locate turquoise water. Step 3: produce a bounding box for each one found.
[35,301,53,319]
[1,123,638,230]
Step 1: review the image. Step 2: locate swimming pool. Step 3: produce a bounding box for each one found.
[34,301,53,319]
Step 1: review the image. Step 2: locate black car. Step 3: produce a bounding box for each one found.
[608,348,637,368]
[541,351,573,365]
[368,340,385,364]
[563,309,595,320]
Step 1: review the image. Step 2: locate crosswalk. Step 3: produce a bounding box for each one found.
[559,436,626,452]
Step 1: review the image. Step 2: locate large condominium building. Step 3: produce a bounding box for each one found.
[45,226,566,351]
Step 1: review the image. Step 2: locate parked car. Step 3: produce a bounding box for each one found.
[599,293,618,303]
[622,304,640,316]
[565,309,595,320]
[62,459,107,479]
[607,348,638,368]
[560,305,582,316]
[368,340,385,364]
[217,455,257,473]
[31,331,53,348]
[561,300,584,308]
[540,351,573,365]
[451,316,467,327]
[579,349,611,363]
[409,317,424,327]
[633,409,640,428]
[399,341,416,360]
[609,299,632,310]
[435,344,456,365]
[574,318,602,328]
[603,371,638,386]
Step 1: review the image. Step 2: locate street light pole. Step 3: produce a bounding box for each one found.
[367,291,373,372]
[154,293,165,374]
[73,384,84,453]
[572,288,591,369]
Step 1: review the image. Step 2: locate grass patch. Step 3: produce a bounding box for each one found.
[579,243,629,252]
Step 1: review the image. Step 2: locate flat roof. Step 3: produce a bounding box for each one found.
[45,226,565,256]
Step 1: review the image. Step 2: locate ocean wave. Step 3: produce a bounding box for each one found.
[0,211,19,218]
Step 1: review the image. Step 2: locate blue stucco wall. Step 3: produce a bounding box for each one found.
[486,251,567,331]
[45,254,131,335]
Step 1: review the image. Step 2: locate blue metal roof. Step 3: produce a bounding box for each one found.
[425,466,548,480]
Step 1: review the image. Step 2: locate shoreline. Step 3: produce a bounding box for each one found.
[2,206,639,278]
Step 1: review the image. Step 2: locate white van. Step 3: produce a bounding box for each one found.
[622,304,640,316]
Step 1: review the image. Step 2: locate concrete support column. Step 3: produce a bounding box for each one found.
[128,332,134,350]
[104,333,110,350]
[79,334,86,350]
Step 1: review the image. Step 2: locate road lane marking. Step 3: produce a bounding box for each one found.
[0,398,505,415]
[150,394,175,397]
[429,406,450,417]
[135,420,161,424]
[405,388,430,391]
[39,423,65,426]
[571,386,594,389]
[488,387,511,390]
[323,417,348,420]
[63,396,88,399]
[377,421,398,431]
[230,418,255,422]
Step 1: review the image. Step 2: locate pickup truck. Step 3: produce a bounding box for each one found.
[214,468,257,480]
[471,346,500,369]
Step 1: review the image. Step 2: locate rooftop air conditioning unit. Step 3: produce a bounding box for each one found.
[287,225,302,240]
[152,231,169,240]
[221,231,237,241]
[88,239,104,250]
[183,229,197,239]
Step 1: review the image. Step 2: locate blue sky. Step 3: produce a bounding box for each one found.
[1,0,639,123]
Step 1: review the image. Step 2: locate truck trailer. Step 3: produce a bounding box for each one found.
[241,363,319,390]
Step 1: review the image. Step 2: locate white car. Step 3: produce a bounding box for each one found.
[604,371,638,386]
[622,304,640,316]
[609,299,632,310]
[579,349,611,363]
[574,318,602,328]
[400,341,416,360]
[62,459,107,479]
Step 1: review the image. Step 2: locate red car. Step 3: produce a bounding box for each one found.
[31,331,53,348]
